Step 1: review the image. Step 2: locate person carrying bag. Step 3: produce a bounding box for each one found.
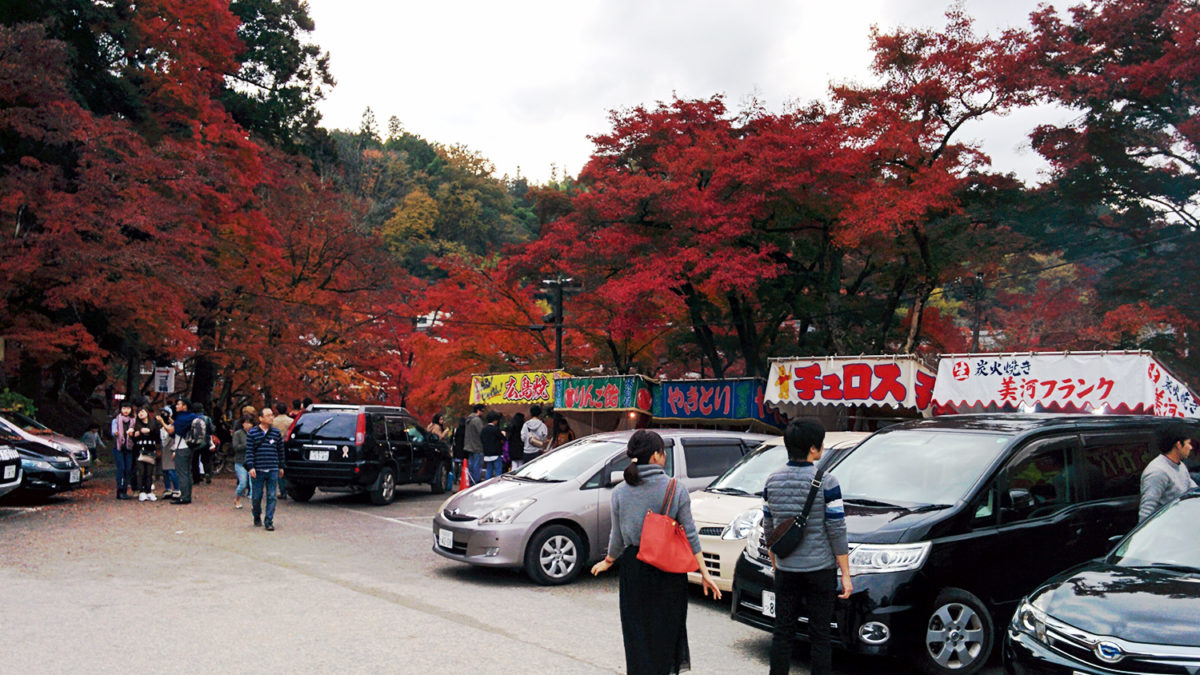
[636,477,699,573]
[767,465,826,557]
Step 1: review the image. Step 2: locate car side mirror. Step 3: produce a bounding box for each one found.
[1007,488,1035,510]
[608,471,624,488]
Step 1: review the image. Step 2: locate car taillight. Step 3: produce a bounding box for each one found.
[284,413,300,442]
[355,413,366,446]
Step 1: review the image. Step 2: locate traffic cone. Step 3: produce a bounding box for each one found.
[459,458,470,491]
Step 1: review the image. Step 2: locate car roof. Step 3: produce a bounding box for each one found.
[581,429,775,444]
[755,431,872,447]
[306,404,410,415]
[883,413,1197,435]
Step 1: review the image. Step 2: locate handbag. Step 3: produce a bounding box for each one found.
[767,466,826,558]
[636,478,700,574]
[137,452,156,465]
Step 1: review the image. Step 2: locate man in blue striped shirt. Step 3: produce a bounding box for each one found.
[762,419,853,675]
[245,408,285,531]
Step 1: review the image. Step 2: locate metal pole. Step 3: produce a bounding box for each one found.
[554,279,564,370]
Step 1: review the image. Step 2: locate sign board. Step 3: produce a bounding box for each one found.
[554,375,654,412]
[932,351,1199,418]
[652,378,785,428]
[153,367,175,394]
[765,356,936,415]
[469,371,562,407]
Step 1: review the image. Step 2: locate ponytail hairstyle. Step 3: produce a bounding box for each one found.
[624,429,665,486]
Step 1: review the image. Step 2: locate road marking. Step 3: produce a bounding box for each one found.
[0,506,43,519]
[330,505,430,531]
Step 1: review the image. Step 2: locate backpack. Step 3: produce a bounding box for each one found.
[451,417,468,460]
[186,417,208,450]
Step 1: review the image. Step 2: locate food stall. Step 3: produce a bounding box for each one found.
[552,374,656,437]
[932,350,1200,418]
[765,355,937,430]
[651,378,786,433]
[468,370,563,417]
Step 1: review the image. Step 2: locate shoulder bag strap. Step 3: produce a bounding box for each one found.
[659,477,677,515]
[791,465,827,528]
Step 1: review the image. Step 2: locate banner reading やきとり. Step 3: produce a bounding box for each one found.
[765,356,936,414]
[931,352,1200,418]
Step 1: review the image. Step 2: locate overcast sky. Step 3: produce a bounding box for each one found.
[305,0,1067,184]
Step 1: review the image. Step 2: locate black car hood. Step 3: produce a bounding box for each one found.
[13,440,72,460]
[843,503,946,543]
[1031,563,1200,647]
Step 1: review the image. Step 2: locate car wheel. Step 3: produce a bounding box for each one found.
[370,467,396,505]
[288,484,315,502]
[917,588,994,675]
[524,524,584,586]
[430,461,447,494]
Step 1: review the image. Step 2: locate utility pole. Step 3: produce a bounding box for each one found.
[538,276,581,370]
[970,272,985,352]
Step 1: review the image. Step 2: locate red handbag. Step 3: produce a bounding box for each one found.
[636,478,700,573]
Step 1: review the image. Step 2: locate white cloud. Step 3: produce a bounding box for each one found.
[306,0,1060,183]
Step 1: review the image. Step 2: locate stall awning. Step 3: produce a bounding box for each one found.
[652,378,786,429]
[469,370,564,407]
[554,375,655,413]
[932,351,1199,418]
[765,355,936,416]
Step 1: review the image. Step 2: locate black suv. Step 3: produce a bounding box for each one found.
[283,404,450,505]
[730,414,1200,675]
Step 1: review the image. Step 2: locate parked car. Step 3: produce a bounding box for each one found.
[0,428,82,495]
[283,404,450,505]
[0,409,92,477]
[1004,489,1200,674]
[0,442,22,499]
[688,431,870,592]
[730,414,1200,675]
[432,429,772,585]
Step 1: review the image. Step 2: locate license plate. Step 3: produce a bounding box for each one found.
[438,528,454,549]
[3,465,13,479]
[762,590,776,618]
[309,450,329,461]
[69,469,81,483]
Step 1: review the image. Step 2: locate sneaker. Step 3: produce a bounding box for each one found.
[264,523,275,531]
[148,493,157,502]
[253,518,262,527]
[235,501,243,509]
[138,493,147,502]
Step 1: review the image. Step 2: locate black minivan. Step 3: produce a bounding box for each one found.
[730,414,1200,675]
[283,404,450,505]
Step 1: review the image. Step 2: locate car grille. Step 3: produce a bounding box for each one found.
[434,536,468,556]
[442,509,476,522]
[0,447,18,461]
[1042,614,1200,674]
[698,526,723,537]
[702,551,721,576]
[748,530,771,566]
[50,459,75,469]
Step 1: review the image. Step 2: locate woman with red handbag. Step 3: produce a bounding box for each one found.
[591,430,721,674]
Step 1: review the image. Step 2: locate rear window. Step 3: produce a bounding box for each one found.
[289,412,357,442]
[683,441,744,478]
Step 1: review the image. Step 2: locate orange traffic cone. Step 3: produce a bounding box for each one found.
[459,458,470,491]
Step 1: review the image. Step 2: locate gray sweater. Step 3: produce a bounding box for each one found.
[607,465,701,559]
[1139,453,1197,521]
[762,461,849,573]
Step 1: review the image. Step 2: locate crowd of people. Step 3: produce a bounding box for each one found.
[443,404,577,487]
[82,396,313,532]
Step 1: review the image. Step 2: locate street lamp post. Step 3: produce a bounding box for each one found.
[538,276,581,370]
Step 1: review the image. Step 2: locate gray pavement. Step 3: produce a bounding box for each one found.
[1,471,999,674]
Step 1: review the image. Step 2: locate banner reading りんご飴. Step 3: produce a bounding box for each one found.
[553,375,654,412]
[469,371,561,407]
[765,355,936,415]
[931,351,1200,418]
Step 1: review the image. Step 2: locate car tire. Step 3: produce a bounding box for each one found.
[288,484,315,502]
[430,461,447,495]
[916,587,995,675]
[524,524,584,586]
[370,467,396,505]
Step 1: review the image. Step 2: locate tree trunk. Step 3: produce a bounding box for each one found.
[680,283,726,379]
[902,285,931,354]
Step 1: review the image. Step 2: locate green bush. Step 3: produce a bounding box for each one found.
[0,389,36,416]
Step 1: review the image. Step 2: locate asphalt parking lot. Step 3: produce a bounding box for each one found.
[1,470,1001,674]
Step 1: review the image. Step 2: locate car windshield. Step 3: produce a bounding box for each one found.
[0,410,48,431]
[832,429,1010,507]
[289,412,356,441]
[1110,496,1200,569]
[708,439,861,496]
[510,439,625,482]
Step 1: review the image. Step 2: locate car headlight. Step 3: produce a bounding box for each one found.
[22,458,53,470]
[743,518,765,559]
[1013,598,1048,643]
[478,499,535,525]
[848,542,931,574]
[722,509,763,540]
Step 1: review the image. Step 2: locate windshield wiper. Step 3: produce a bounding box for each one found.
[507,475,564,483]
[910,503,954,513]
[303,417,334,439]
[844,497,902,508]
[707,487,751,496]
[1128,563,1200,574]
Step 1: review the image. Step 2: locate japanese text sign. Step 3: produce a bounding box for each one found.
[470,371,559,406]
[932,352,1199,418]
[554,376,653,412]
[764,356,936,411]
[652,379,785,427]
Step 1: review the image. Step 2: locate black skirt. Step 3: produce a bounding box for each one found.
[618,546,691,675]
